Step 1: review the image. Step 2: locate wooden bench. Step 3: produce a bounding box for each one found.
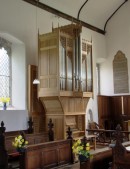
[5,118,54,154]
[0,120,54,168]
[109,124,130,169]
[5,132,49,155]
[22,139,73,169]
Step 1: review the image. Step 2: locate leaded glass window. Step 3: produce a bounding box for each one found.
[0,37,11,107]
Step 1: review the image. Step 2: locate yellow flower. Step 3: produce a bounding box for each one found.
[86,146,90,151]
[18,135,22,139]
[72,139,91,159]
[0,97,10,103]
[25,141,28,145]
[77,139,81,144]
[86,143,90,147]
[12,134,28,150]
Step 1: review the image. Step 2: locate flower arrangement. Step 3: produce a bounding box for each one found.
[12,135,28,152]
[0,97,10,103]
[0,97,10,110]
[72,139,91,159]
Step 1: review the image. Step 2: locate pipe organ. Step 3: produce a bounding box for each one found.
[38,24,93,140]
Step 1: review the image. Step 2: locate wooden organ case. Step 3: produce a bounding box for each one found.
[38,24,93,140]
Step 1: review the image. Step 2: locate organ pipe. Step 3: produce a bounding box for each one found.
[75,36,79,90]
[78,34,82,91]
[73,39,75,91]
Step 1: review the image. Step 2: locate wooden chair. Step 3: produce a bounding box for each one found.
[88,121,106,142]
[89,121,103,130]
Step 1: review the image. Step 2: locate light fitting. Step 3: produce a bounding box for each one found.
[33,79,40,84]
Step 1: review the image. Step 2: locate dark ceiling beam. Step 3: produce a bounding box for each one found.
[77,0,89,20]
[104,0,128,32]
[22,0,105,35]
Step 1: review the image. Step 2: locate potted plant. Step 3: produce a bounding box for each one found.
[12,134,28,153]
[72,138,92,162]
[0,97,10,110]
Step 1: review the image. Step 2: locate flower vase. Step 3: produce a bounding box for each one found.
[79,154,88,162]
[3,102,7,110]
[79,155,90,169]
[16,148,26,153]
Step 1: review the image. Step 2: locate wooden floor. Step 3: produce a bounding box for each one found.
[52,163,80,169]
[9,163,80,169]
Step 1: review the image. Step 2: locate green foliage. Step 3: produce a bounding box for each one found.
[72,139,92,158]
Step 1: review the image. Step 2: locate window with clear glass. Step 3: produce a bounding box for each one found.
[0,47,11,106]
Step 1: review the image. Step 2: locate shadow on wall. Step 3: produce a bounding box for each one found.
[88,109,93,122]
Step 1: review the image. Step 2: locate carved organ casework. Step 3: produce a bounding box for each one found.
[38,24,93,140]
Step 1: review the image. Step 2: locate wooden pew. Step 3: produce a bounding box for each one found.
[0,121,8,169]
[0,119,54,168]
[6,124,130,169]
[110,124,130,169]
[23,139,73,169]
[5,132,49,154]
[19,126,73,169]
[5,118,54,154]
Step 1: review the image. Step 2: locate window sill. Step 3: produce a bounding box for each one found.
[0,107,23,110]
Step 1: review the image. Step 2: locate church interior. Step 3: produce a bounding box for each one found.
[0,0,130,168]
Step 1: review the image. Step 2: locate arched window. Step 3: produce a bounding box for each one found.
[0,37,11,106]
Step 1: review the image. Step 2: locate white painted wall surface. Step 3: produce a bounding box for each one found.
[12,43,26,109]
[100,1,130,95]
[0,110,28,131]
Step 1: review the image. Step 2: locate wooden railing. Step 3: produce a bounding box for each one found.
[86,128,130,143]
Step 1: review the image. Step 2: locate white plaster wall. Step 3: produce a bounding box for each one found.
[12,43,26,109]
[100,1,130,95]
[0,110,28,131]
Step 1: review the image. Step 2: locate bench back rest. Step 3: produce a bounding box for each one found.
[112,124,130,169]
[5,132,49,154]
[24,139,73,169]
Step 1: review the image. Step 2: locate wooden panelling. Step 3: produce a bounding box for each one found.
[98,95,130,130]
[110,96,122,120]
[25,139,72,169]
[26,149,41,169]
[40,50,48,76]
[5,132,48,154]
[123,96,130,116]
[46,115,64,140]
[28,65,46,118]
[49,49,57,75]
[32,115,45,133]
[49,78,57,88]
[38,32,59,97]
[60,97,89,113]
